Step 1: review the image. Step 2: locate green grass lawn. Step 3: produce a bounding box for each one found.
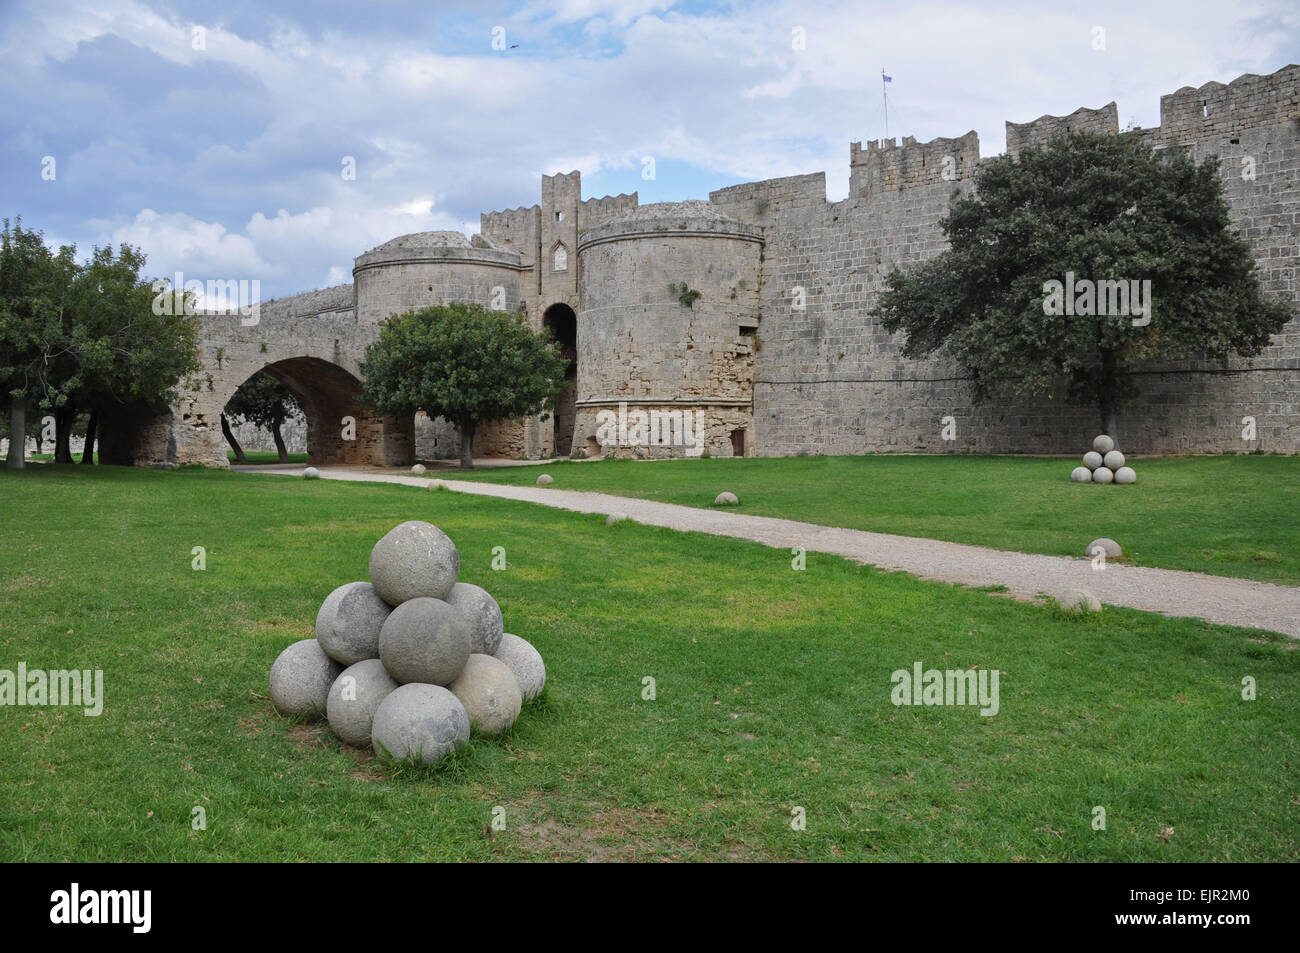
[228,450,308,465]
[438,454,1300,585]
[0,465,1295,861]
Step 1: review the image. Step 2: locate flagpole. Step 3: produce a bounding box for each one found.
[882,68,889,140]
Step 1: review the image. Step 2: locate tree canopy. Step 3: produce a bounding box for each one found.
[871,132,1293,435]
[361,303,569,468]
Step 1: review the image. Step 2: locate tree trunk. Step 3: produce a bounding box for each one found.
[459,421,475,469]
[1098,348,1118,443]
[54,402,75,464]
[81,410,97,464]
[221,413,246,464]
[6,395,24,469]
[272,422,288,463]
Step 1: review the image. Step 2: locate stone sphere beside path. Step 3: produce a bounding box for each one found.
[379,596,473,685]
[370,683,470,763]
[411,464,426,475]
[302,467,320,479]
[326,659,399,748]
[316,581,391,665]
[444,582,504,656]
[536,474,554,486]
[1086,537,1122,558]
[494,633,546,701]
[1115,466,1137,484]
[606,512,628,525]
[369,520,459,605]
[1093,435,1115,454]
[448,654,523,735]
[269,638,342,718]
[1070,466,1092,483]
[1058,588,1102,612]
[715,491,739,505]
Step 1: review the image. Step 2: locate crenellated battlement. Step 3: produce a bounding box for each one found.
[1005,102,1118,157]
[580,192,638,230]
[1159,64,1300,142]
[848,130,980,199]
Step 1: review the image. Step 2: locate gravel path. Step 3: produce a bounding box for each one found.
[242,465,1300,638]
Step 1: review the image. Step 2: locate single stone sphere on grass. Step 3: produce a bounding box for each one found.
[411,464,426,475]
[327,659,399,748]
[379,597,472,685]
[1093,435,1115,454]
[1058,589,1102,613]
[302,467,320,480]
[371,683,470,764]
[493,633,546,701]
[445,582,504,655]
[369,520,459,605]
[1070,466,1092,483]
[1082,451,1103,470]
[316,581,391,665]
[1115,466,1137,484]
[536,473,554,486]
[449,654,522,735]
[269,638,342,718]
[1087,537,1122,558]
[606,512,629,525]
[1103,450,1125,470]
[1092,466,1114,484]
[715,491,739,505]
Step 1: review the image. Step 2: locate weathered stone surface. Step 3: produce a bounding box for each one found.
[1082,451,1103,470]
[1092,466,1114,484]
[326,659,400,748]
[493,632,546,701]
[1058,588,1102,612]
[1103,450,1126,470]
[378,597,472,685]
[448,654,522,735]
[606,512,629,525]
[1092,435,1116,454]
[302,467,320,479]
[1115,466,1137,484]
[269,639,342,718]
[315,582,391,665]
[536,473,554,485]
[369,520,459,605]
[411,464,427,475]
[1070,466,1093,483]
[371,683,470,763]
[1087,537,1122,558]
[444,582,504,655]
[715,491,739,505]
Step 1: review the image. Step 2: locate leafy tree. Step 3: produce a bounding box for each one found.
[871,132,1293,436]
[361,303,569,468]
[224,372,300,463]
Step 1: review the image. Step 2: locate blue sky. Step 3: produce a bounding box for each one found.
[4,0,1298,300]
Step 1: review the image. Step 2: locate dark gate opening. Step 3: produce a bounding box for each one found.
[543,303,578,457]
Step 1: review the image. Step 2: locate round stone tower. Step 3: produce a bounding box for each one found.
[352,231,531,459]
[575,201,762,458]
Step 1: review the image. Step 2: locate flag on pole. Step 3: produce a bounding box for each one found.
[882,72,892,82]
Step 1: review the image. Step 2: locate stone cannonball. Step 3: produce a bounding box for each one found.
[1092,466,1114,484]
[411,464,427,475]
[1058,588,1102,613]
[302,467,321,479]
[371,683,470,764]
[378,597,473,685]
[493,633,546,701]
[444,582,504,656]
[1070,466,1093,483]
[326,659,400,748]
[1103,450,1125,470]
[536,474,554,486]
[1114,466,1137,484]
[316,581,391,665]
[1086,537,1122,558]
[715,491,739,505]
[606,512,629,526]
[269,638,342,719]
[448,654,523,736]
[368,520,459,606]
[1082,451,1103,470]
[1092,435,1115,454]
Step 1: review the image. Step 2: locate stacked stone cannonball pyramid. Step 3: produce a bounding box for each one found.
[1070,435,1137,485]
[268,520,547,765]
